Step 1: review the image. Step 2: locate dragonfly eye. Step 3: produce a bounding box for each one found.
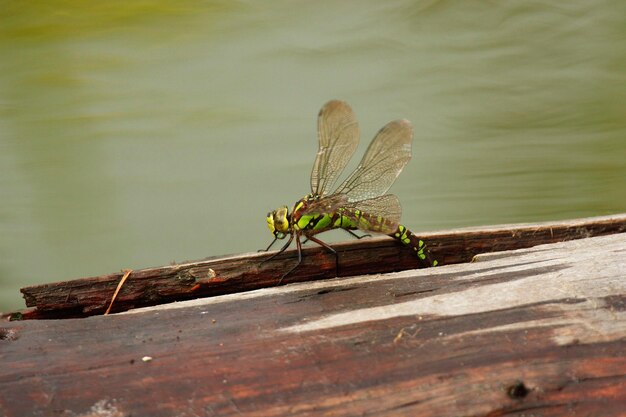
[266,206,290,238]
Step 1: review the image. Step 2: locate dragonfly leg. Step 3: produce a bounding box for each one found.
[345,229,371,239]
[306,235,340,277]
[278,234,303,285]
[261,234,294,265]
[259,237,279,252]
[303,231,367,245]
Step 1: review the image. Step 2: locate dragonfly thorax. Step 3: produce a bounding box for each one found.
[267,194,322,239]
[266,206,291,239]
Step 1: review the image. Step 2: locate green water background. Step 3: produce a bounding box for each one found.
[1,1,625,311]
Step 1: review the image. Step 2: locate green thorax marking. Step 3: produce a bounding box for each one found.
[291,195,394,236]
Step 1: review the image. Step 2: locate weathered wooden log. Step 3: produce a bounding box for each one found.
[1,231,624,416]
[16,214,626,318]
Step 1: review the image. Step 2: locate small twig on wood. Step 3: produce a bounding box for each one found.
[104,269,133,315]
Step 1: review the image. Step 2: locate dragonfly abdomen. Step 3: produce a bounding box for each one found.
[390,225,438,267]
[294,204,437,266]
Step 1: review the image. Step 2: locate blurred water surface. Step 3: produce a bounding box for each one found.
[1,1,625,310]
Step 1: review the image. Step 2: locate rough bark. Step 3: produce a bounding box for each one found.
[1,232,625,416]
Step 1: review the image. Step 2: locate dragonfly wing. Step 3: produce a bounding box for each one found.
[299,194,349,218]
[341,194,402,234]
[334,119,413,202]
[301,194,401,235]
[310,100,360,196]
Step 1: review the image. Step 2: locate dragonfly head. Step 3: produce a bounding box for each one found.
[267,206,291,239]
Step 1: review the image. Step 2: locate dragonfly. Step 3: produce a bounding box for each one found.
[265,100,437,282]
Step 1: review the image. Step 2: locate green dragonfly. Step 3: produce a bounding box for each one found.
[265,100,437,281]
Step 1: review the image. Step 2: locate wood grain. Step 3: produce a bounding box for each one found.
[1,232,624,416]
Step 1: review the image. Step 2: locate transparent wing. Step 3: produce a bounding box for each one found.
[303,194,402,235]
[301,193,348,215]
[310,100,360,196]
[340,194,402,234]
[334,119,413,202]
